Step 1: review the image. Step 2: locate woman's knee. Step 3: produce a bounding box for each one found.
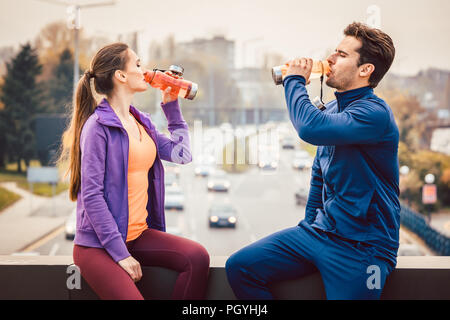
[184,242,210,270]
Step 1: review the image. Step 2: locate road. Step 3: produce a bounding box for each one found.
[26,127,310,257]
[22,123,435,257]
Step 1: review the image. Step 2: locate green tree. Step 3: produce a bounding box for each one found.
[0,43,43,173]
[46,48,78,113]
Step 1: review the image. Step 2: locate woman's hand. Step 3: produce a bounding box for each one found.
[162,70,180,104]
[118,256,142,282]
[162,86,178,104]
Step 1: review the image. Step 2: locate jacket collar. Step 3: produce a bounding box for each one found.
[334,86,373,112]
[94,98,152,131]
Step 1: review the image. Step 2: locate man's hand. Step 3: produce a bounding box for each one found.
[118,256,142,282]
[284,58,313,85]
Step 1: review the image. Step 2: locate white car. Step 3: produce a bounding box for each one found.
[163,161,181,178]
[258,158,278,170]
[292,150,312,170]
[164,171,179,187]
[292,158,312,170]
[194,165,215,177]
[164,185,185,211]
[207,170,231,192]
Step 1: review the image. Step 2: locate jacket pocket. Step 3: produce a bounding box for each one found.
[80,209,93,231]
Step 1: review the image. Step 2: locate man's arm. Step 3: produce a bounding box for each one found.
[283,75,389,146]
[304,153,323,224]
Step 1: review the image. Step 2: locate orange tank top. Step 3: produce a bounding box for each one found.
[126,113,157,242]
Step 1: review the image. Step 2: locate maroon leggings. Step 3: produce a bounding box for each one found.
[73,228,210,300]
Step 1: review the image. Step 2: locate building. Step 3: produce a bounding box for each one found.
[178,35,235,70]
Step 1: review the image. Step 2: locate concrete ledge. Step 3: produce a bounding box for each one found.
[1,256,449,300]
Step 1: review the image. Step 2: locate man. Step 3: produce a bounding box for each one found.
[226,22,400,300]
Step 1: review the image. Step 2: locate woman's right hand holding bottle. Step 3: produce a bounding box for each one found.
[118,256,142,282]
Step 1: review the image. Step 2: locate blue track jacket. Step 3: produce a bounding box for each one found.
[283,75,401,264]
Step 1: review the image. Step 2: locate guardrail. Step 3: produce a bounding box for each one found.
[1,255,450,300]
[400,205,450,255]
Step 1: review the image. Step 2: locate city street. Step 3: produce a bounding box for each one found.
[25,130,311,257]
[15,123,439,258]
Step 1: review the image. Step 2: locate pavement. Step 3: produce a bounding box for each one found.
[0,182,75,255]
[430,212,450,237]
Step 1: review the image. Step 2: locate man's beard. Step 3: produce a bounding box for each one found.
[326,75,353,91]
[326,69,357,91]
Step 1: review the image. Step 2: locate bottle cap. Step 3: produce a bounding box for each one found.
[312,96,326,111]
[169,65,184,76]
[272,66,283,85]
[186,82,198,100]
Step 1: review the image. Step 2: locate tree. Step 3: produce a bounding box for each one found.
[0,43,43,173]
[46,48,79,113]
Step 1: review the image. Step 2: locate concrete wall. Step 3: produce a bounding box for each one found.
[1,256,449,300]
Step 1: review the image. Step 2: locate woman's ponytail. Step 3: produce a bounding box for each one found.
[58,72,97,201]
[57,42,129,201]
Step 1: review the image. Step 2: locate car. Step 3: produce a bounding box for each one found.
[258,158,278,170]
[292,150,312,170]
[194,165,215,177]
[281,137,296,149]
[207,170,231,192]
[164,171,178,187]
[163,161,180,178]
[164,185,185,211]
[295,188,308,205]
[292,158,312,170]
[65,208,77,240]
[208,204,237,228]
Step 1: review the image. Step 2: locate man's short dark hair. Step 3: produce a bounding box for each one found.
[344,22,395,88]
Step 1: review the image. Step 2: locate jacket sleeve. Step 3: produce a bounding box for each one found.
[80,120,131,263]
[304,153,323,224]
[154,100,192,164]
[283,75,389,146]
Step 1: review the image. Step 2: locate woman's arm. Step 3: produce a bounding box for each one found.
[155,99,192,164]
[80,118,131,263]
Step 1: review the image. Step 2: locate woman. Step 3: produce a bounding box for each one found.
[58,42,209,300]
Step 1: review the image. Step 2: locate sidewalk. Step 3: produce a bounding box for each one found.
[0,182,75,255]
[430,212,450,237]
[399,226,437,256]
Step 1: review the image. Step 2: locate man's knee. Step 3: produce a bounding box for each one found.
[226,250,249,279]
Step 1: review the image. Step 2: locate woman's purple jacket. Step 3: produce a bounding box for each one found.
[74,98,192,262]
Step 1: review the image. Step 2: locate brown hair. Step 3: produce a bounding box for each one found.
[344,22,395,88]
[57,42,129,201]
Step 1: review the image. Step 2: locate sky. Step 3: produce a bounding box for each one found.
[1,0,450,75]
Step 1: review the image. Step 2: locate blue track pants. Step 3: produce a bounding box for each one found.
[226,220,395,300]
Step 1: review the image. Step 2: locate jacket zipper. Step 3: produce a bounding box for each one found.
[121,127,130,242]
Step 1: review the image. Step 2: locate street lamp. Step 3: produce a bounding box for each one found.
[425,173,435,184]
[400,165,410,176]
[422,173,437,223]
[35,0,116,93]
[399,165,410,206]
